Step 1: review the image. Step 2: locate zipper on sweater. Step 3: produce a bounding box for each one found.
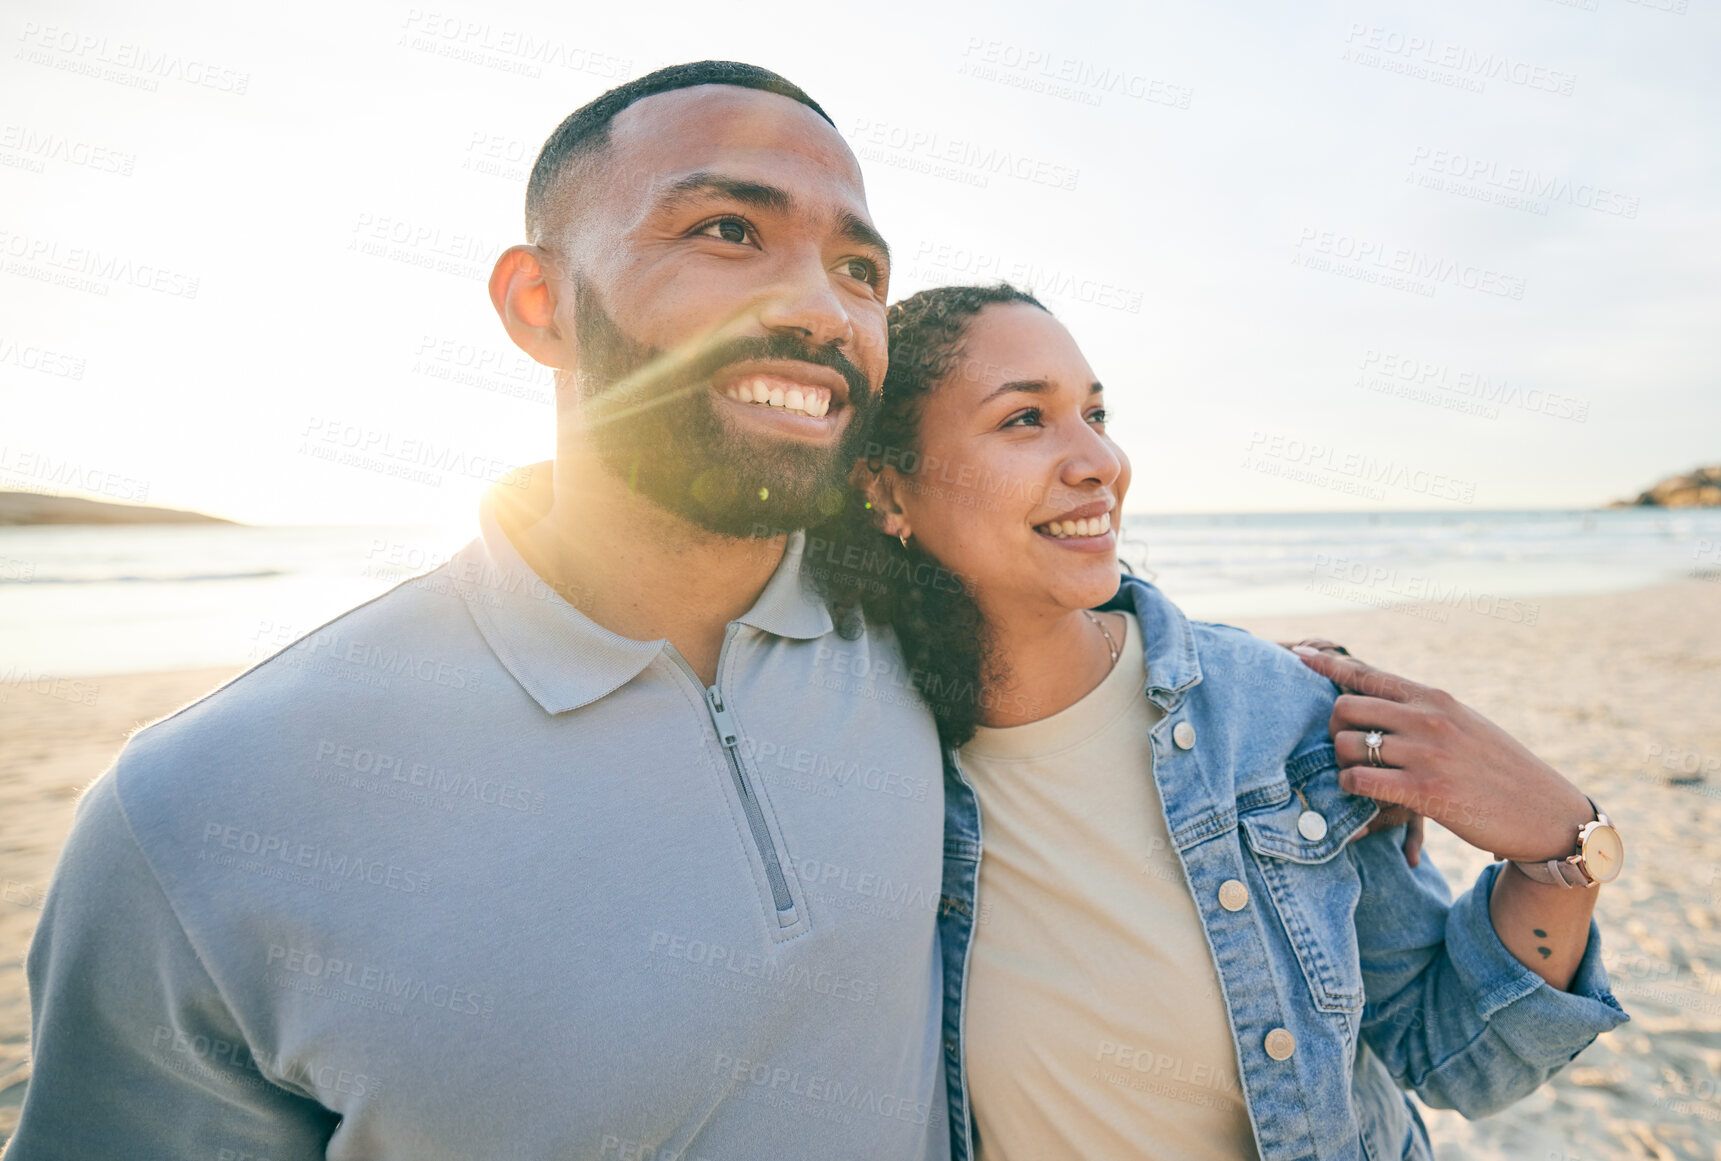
[704,683,795,920]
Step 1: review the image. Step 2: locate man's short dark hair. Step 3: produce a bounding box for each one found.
[524,61,834,243]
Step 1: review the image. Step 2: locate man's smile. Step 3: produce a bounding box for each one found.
[719,374,831,417]
[710,357,852,428]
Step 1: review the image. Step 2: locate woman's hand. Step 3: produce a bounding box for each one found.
[1283,638,1425,865]
[1293,647,1596,863]
[1362,805,1426,866]
[1297,647,1606,989]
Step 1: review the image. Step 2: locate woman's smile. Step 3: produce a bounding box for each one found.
[1031,502,1116,551]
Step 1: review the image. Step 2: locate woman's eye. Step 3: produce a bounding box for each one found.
[1087,407,1109,425]
[696,218,753,245]
[1002,408,1043,428]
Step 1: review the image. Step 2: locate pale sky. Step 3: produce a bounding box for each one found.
[2,0,1715,526]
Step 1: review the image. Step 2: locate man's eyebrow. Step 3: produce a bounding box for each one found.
[980,379,1104,404]
[836,212,891,263]
[655,173,890,263]
[656,172,793,215]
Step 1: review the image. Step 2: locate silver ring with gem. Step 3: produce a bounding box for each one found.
[1364,730,1385,767]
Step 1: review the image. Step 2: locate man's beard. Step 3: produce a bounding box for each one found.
[571,280,874,538]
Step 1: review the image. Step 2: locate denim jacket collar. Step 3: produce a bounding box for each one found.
[1096,574,1203,712]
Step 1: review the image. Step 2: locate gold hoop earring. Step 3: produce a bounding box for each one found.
[898,532,910,549]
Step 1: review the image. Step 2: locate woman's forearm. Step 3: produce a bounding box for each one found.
[1488,863,1600,989]
[1293,648,1615,993]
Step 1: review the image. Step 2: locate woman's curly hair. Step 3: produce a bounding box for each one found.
[804,283,1049,751]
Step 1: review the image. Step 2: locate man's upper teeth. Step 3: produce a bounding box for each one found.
[725,377,830,417]
[1039,513,1112,538]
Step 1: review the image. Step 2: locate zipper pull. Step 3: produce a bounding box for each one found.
[704,686,740,748]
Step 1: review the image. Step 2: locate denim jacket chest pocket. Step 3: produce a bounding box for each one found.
[1237,748,1377,1014]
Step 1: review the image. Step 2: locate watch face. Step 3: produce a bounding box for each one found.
[1581,824,1625,884]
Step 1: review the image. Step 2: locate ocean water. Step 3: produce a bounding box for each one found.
[2,508,1718,678]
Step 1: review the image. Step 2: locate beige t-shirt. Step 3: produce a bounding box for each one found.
[960,611,1259,1160]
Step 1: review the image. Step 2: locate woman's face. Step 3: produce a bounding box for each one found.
[885,302,1131,618]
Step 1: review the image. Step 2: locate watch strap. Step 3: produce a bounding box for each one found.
[1509,796,1607,888]
[1509,856,1590,888]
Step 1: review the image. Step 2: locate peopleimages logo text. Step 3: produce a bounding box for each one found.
[846,119,1079,191]
[1342,25,1576,95]
[1359,350,1588,422]
[1408,147,1639,218]
[1245,432,1478,504]
[1295,229,1526,300]
[266,944,495,1017]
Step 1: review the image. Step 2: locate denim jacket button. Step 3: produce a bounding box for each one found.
[1297,810,1329,841]
[1218,879,1249,911]
[1172,721,1197,749]
[1265,1028,1296,1060]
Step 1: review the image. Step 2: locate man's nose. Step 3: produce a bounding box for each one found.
[757,254,853,349]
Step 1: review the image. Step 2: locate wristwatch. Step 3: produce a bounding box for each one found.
[1509,797,1624,888]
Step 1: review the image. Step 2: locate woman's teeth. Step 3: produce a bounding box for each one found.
[722,377,831,418]
[1036,512,1113,539]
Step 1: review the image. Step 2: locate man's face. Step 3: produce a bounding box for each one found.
[549,85,890,536]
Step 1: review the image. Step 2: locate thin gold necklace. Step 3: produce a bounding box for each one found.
[1083,609,1119,664]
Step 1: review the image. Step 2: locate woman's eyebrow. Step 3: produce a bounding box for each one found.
[980,379,1104,403]
[985,379,1047,403]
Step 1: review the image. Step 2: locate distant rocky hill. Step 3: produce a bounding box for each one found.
[0,491,235,526]
[1613,466,1721,508]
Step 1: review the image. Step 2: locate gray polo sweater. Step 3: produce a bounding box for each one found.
[15,474,949,1161]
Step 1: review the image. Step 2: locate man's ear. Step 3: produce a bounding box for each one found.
[848,460,911,537]
[489,245,569,369]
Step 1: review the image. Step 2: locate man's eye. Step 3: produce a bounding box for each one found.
[841,257,880,286]
[696,217,753,245]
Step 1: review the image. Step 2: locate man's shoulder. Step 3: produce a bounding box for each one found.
[113,570,500,816]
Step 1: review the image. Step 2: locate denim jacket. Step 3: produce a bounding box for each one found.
[937,575,1628,1160]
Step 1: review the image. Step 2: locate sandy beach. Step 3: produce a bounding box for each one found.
[2,580,1718,1157]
